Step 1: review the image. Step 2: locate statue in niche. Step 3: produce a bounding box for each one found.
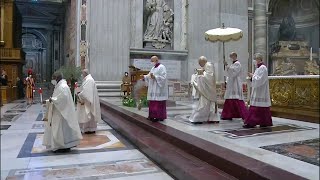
[160,5,174,41]
[143,0,174,49]
[278,15,296,41]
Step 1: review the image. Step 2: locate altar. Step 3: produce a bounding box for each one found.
[269,75,319,123]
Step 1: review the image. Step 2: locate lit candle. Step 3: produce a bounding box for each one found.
[310,47,312,61]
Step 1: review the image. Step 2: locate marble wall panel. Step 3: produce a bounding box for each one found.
[88,0,131,81]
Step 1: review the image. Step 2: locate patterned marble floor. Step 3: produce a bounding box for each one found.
[103,98,320,180]
[1,100,173,180]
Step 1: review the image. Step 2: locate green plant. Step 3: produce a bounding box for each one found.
[122,96,149,108]
[122,96,137,107]
[140,96,149,107]
[56,66,82,81]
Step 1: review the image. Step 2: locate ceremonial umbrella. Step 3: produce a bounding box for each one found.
[204,23,243,71]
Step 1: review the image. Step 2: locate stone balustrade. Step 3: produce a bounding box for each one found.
[0,48,24,60]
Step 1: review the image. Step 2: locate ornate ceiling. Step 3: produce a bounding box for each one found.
[15,0,66,25]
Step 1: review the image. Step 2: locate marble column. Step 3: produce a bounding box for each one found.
[181,0,188,50]
[254,0,267,62]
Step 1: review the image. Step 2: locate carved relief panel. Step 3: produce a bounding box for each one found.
[143,0,174,49]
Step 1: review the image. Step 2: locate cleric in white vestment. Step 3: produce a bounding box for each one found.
[244,53,273,128]
[221,52,248,120]
[189,56,219,124]
[76,69,101,134]
[142,56,168,122]
[43,72,82,152]
[190,69,199,100]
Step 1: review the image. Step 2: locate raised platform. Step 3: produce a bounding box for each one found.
[100,99,314,180]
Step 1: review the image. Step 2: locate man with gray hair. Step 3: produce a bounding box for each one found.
[189,56,219,124]
[76,69,101,133]
[43,71,82,152]
[244,53,272,128]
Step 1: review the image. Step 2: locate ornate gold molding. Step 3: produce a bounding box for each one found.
[270,77,319,111]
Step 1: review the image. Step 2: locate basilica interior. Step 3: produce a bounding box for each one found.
[0,0,319,180]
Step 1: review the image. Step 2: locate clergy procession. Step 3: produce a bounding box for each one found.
[2,0,318,179]
[42,53,272,152]
[43,69,101,152]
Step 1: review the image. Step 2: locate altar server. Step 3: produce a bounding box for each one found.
[244,53,273,128]
[43,72,82,152]
[142,56,168,122]
[221,52,248,120]
[189,56,219,124]
[76,69,101,134]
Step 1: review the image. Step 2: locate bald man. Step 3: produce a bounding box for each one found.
[189,56,219,124]
[76,69,101,134]
[142,56,168,122]
[221,52,248,121]
[43,72,82,152]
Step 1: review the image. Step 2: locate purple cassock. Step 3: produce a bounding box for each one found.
[143,62,168,121]
[221,60,248,120]
[221,99,248,120]
[244,63,273,127]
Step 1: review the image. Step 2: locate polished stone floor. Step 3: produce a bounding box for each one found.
[0,100,173,180]
[104,98,320,180]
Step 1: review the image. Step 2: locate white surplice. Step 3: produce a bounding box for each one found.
[189,62,219,122]
[144,64,168,101]
[76,74,101,133]
[43,79,82,151]
[190,74,199,99]
[224,61,244,100]
[249,64,271,107]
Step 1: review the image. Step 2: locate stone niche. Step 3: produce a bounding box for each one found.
[268,0,319,75]
[143,0,174,50]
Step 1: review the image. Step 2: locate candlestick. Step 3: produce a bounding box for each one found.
[310,47,312,61]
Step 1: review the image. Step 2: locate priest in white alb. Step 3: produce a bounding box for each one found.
[76,69,101,134]
[244,53,273,128]
[190,68,199,100]
[221,52,248,120]
[142,56,168,122]
[189,56,219,124]
[43,72,82,153]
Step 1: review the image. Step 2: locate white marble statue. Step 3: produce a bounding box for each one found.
[144,0,166,40]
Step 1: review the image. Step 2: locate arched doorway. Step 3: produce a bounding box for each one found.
[22,32,47,82]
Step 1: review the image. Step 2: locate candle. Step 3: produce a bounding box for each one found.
[310,47,312,61]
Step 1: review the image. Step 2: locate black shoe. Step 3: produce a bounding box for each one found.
[151,118,159,122]
[243,124,255,128]
[53,148,71,153]
[85,131,96,134]
[191,122,203,125]
[221,117,232,120]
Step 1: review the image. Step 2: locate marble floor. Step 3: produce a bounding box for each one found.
[0,100,173,180]
[103,98,320,180]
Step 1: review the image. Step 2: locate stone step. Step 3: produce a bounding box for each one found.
[100,101,305,180]
[96,84,121,89]
[97,89,121,92]
[96,81,122,84]
[98,92,121,97]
